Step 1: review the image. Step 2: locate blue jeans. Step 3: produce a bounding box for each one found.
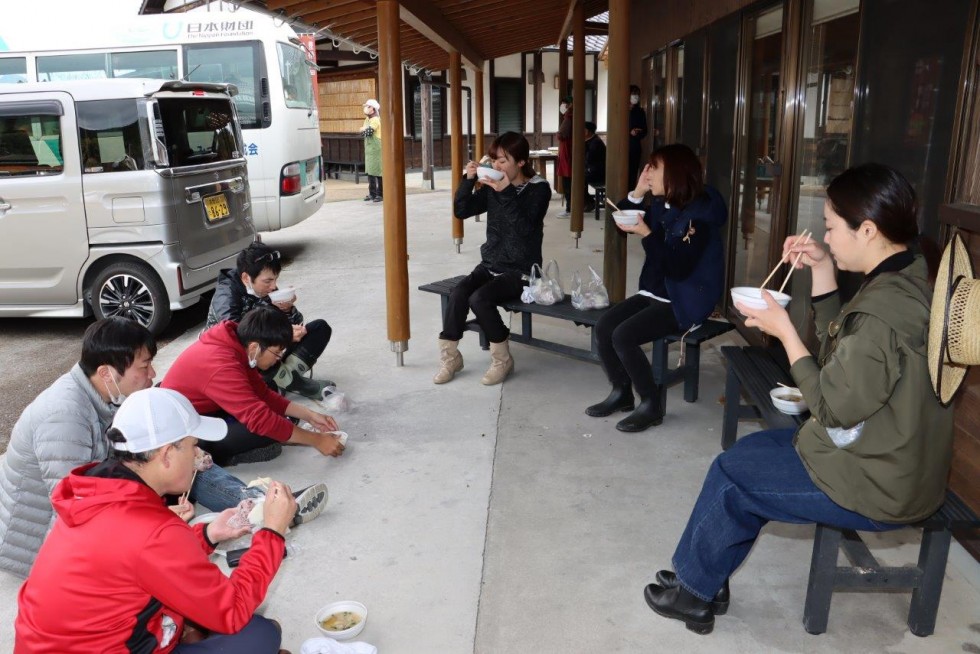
[671,429,902,602]
[174,615,280,653]
[190,465,263,512]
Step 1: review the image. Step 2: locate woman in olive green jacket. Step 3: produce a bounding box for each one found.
[643,163,953,635]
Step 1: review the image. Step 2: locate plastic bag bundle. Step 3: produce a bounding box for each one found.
[320,387,351,413]
[524,259,564,305]
[570,265,610,310]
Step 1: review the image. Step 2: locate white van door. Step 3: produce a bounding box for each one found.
[0,91,88,306]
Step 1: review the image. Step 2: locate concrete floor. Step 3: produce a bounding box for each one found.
[1,174,979,653]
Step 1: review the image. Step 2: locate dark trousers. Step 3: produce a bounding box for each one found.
[262,318,331,387]
[594,294,679,398]
[368,174,383,199]
[199,411,280,467]
[562,176,596,210]
[174,615,280,653]
[671,429,900,602]
[439,264,524,343]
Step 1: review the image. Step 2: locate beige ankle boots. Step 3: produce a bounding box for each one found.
[481,340,514,385]
[433,338,464,384]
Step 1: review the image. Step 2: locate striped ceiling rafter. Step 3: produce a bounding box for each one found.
[243,0,608,74]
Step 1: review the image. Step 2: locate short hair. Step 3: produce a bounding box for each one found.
[826,163,919,245]
[488,131,536,179]
[78,318,157,377]
[106,427,155,464]
[584,121,597,135]
[236,306,293,351]
[236,242,282,281]
[629,84,641,95]
[649,143,704,209]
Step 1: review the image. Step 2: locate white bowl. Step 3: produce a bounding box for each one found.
[612,210,644,226]
[730,287,791,315]
[268,286,297,303]
[475,167,504,182]
[315,601,367,640]
[770,386,808,415]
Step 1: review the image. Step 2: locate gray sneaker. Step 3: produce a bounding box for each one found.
[291,483,328,526]
[556,210,570,218]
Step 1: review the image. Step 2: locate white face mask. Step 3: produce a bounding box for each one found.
[244,280,260,297]
[363,106,372,115]
[248,346,259,369]
[630,95,640,105]
[559,104,568,115]
[104,370,126,407]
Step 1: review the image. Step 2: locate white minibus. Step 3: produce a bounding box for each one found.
[0,4,323,232]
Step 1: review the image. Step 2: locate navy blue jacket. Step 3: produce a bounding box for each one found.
[618,185,727,329]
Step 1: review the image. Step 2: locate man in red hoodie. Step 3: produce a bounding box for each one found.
[15,387,297,653]
[162,307,344,467]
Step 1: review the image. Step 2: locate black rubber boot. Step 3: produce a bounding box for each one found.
[644,583,715,635]
[655,570,730,615]
[615,393,664,432]
[585,384,635,417]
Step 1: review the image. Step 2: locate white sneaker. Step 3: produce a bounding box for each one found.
[556,210,570,218]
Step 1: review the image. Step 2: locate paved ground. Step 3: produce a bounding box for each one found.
[1,175,979,653]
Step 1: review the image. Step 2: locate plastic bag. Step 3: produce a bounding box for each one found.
[320,387,351,413]
[571,265,610,310]
[524,259,564,305]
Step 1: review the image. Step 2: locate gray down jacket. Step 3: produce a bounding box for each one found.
[0,364,115,578]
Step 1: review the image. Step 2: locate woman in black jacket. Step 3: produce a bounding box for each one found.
[586,144,727,432]
[435,132,551,386]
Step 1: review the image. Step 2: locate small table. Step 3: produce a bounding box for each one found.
[528,151,559,192]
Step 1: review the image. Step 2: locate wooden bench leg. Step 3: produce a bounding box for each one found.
[908,526,951,637]
[721,364,741,450]
[683,341,700,403]
[651,339,668,385]
[803,524,842,635]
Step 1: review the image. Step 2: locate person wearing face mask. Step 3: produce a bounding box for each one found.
[556,95,574,218]
[207,242,334,400]
[435,131,551,385]
[0,317,156,578]
[163,307,345,466]
[360,98,383,202]
[628,84,648,190]
[16,388,297,653]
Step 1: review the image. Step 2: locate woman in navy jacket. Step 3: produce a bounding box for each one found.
[586,144,727,432]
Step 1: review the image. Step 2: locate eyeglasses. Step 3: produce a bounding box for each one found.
[265,348,285,361]
[255,250,281,265]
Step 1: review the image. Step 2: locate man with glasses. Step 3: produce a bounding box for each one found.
[206,242,334,400]
[164,307,345,466]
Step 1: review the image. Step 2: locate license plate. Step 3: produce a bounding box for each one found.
[203,193,230,222]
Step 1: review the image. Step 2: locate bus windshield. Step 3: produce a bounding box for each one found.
[277,42,314,109]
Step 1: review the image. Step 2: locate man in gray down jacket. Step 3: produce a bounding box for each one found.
[0,318,157,578]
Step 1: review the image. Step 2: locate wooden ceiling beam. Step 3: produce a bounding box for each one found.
[300,5,374,26]
[398,0,485,70]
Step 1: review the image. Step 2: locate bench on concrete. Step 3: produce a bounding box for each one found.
[720,344,980,636]
[323,160,364,183]
[419,275,733,407]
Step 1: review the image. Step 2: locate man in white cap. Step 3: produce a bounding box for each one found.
[360,98,383,202]
[16,387,296,654]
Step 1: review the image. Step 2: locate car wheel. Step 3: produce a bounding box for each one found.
[89,262,171,335]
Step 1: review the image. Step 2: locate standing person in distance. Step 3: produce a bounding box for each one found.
[628,84,648,191]
[361,98,383,203]
[556,95,574,218]
[435,132,551,386]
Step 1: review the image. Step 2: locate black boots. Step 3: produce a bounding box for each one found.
[585,384,635,417]
[655,570,730,615]
[644,583,715,635]
[615,393,664,432]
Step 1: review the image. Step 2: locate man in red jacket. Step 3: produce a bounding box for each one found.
[15,387,297,654]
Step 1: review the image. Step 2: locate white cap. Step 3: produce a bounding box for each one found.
[364,99,380,110]
[110,388,227,453]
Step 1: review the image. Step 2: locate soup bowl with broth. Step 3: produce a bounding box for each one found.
[315,600,367,640]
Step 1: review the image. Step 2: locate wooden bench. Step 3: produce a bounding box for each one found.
[419,275,734,407]
[720,344,980,636]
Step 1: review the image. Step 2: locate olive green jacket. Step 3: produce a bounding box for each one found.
[792,256,953,523]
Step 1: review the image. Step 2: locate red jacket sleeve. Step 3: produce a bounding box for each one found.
[135,524,286,634]
[202,363,294,442]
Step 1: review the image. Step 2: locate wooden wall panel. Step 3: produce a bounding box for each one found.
[319,78,377,134]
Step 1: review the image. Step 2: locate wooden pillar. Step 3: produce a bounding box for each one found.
[421,78,433,187]
[604,0,630,301]
[532,50,543,149]
[475,68,485,159]
[377,0,410,362]
[570,1,586,242]
[559,39,568,100]
[450,50,464,249]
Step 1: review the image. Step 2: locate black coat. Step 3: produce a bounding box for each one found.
[584,135,606,187]
[453,175,551,276]
[205,269,303,329]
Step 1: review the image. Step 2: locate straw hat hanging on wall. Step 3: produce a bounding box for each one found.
[928,232,980,405]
